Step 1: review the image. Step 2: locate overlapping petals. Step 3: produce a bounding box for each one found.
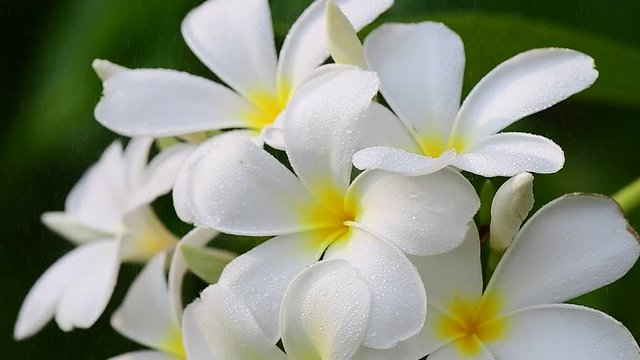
[378,193,640,359]
[327,18,598,177]
[94,0,393,149]
[182,67,479,349]
[15,139,185,339]
[184,260,373,360]
[109,227,220,360]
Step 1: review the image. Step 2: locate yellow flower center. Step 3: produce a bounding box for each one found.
[120,208,178,263]
[160,326,187,359]
[244,81,292,129]
[298,182,359,250]
[416,134,468,158]
[437,294,508,356]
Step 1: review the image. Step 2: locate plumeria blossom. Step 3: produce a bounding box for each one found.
[14,138,191,340]
[183,260,376,360]
[109,227,219,360]
[181,67,479,349]
[355,193,640,359]
[325,7,599,177]
[93,0,393,150]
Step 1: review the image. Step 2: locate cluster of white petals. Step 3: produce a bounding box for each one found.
[14,0,640,360]
[15,138,191,339]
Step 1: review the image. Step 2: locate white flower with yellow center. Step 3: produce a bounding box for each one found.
[14,138,191,340]
[93,0,393,150]
[109,228,219,360]
[325,7,598,177]
[182,67,480,349]
[182,260,379,360]
[355,194,640,360]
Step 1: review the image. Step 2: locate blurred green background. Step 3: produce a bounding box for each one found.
[2,0,639,358]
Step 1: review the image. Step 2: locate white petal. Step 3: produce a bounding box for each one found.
[360,102,419,152]
[488,304,640,360]
[352,305,451,360]
[64,141,126,233]
[281,260,372,360]
[326,0,367,68]
[410,224,483,312]
[14,241,119,339]
[53,241,121,332]
[218,229,332,342]
[95,69,256,137]
[168,227,219,319]
[284,66,378,210]
[172,131,260,225]
[127,143,194,211]
[92,59,129,81]
[428,342,496,360]
[118,206,178,263]
[325,229,426,349]
[455,132,564,177]
[349,168,479,255]
[40,212,112,245]
[489,173,534,252]
[452,48,598,141]
[261,113,286,150]
[364,22,464,139]
[181,0,277,98]
[109,350,179,360]
[186,134,323,235]
[182,305,216,360]
[111,253,182,355]
[352,146,455,176]
[123,137,154,189]
[277,0,393,90]
[185,285,287,360]
[172,141,212,225]
[485,194,640,314]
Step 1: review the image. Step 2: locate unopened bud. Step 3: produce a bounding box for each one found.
[489,173,534,252]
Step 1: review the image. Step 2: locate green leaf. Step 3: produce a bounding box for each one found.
[180,244,237,284]
[373,11,640,107]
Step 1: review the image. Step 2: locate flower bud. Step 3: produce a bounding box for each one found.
[489,173,534,252]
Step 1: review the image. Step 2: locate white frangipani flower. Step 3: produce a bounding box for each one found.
[326,14,598,177]
[182,67,480,349]
[489,172,534,251]
[183,260,376,360]
[355,194,640,359]
[14,139,191,340]
[93,0,393,150]
[109,227,218,360]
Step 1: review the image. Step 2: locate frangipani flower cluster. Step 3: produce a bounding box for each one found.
[14,0,640,360]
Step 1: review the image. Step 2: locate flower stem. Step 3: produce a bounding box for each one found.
[487,249,502,274]
[613,177,640,214]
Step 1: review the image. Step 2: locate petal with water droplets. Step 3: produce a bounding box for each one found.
[349,168,479,255]
[455,132,564,177]
[181,0,278,98]
[325,229,426,349]
[487,304,640,360]
[452,48,598,142]
[281,260,372,360]
[485,194,640,314]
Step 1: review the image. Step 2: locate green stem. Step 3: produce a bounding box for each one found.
[487,249,502,274]
[612,177,640,214]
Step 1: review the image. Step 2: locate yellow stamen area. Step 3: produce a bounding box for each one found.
[416,134,468,158]
[437,294,507,356]
[160,327,187,359]
[120,210,178,263]
[243,81,292,129]
[297,182,358,250]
